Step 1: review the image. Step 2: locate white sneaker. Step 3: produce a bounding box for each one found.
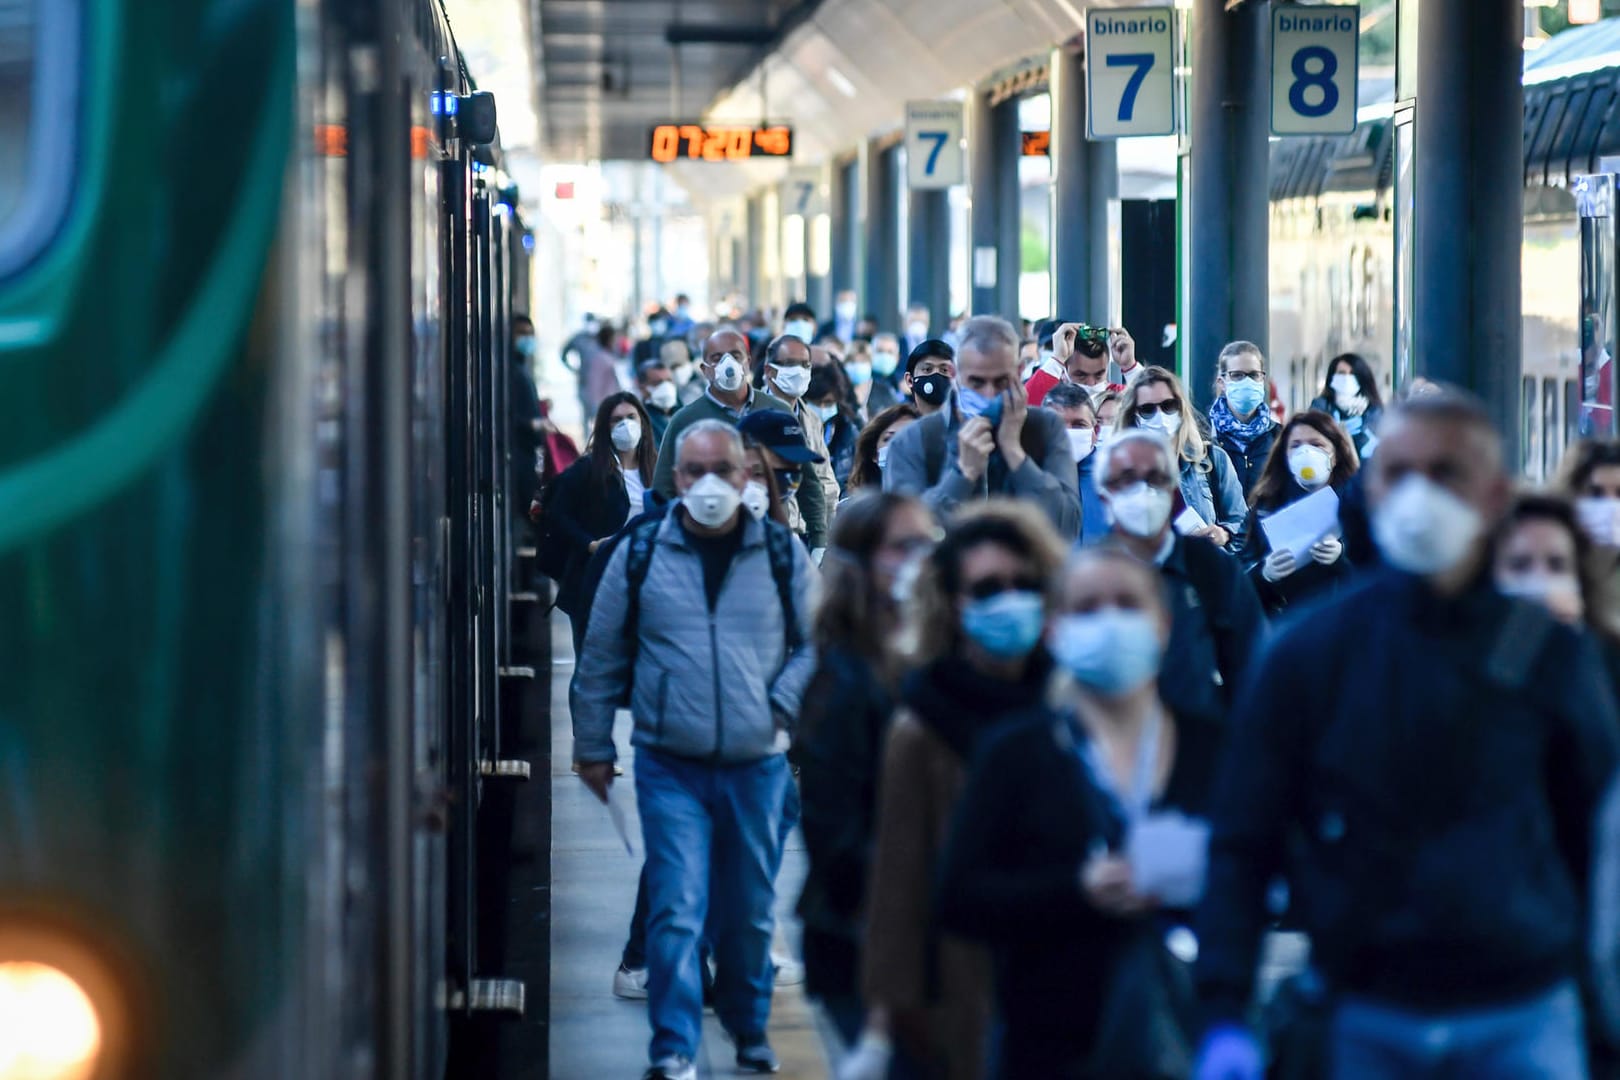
[771,954,804,987]
[613,964,649,1000]
[642,1056,696,1080]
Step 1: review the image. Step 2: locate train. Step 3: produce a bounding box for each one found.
[1267,21,1620,481]
[0,0,536,1076]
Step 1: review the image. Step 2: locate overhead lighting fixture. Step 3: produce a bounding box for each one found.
[825,66,858,99]
[1570,0,1601,23]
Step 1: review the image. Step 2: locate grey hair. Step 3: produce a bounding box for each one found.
[1217,340,1265,375]
[1042,383,1094,412]
[954,315,1020,359]
[1094,429,1176,490]
[659,338,692,366]
[676,418,745,464]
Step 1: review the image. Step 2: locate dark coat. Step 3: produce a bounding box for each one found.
[1213,422,1279,499]
[1197,573,1620,1021]
[1236,479,1357,614]
[937,709,1223,1074]
[1310,395,1384,460]
[546,457,630,616]
[795,645,895,998]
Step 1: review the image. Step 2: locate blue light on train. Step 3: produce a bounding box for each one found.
[523,234,535,253]
[430,91,459,117]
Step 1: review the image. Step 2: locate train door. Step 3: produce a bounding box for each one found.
[1576,173,1617,438]
[1120,199,1177,370]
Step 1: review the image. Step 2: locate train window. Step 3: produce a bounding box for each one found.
[0,0,79,279]
[1542,377,1559,483]
[1523,376,1540,481]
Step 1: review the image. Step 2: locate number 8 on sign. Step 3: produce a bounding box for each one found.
[1270,4,1358,136]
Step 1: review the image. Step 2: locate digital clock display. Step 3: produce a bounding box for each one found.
[649,124,794,163]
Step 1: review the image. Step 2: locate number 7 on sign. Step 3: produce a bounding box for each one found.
[1106,53,1155,122]
[917,130,949,175]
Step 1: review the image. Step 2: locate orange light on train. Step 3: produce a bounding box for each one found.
[314,124,348,157]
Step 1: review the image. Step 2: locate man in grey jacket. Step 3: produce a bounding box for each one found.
[883,314,1082,541]
[573,420,816,1080]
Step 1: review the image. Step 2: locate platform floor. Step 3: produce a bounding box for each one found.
[548,614,829,1079]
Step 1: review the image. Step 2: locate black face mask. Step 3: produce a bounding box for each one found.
[774,468,801,499]
[912,372,951,405]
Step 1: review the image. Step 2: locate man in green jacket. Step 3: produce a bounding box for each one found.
[654,328,828,548]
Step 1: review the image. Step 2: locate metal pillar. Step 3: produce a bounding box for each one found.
[806,212,830,317]
[831,157,860,297]
[1414,0,1522,463]
[907,187,952,334]
[864,139,902,332]
[969,92,998,315]
[994,99,1022,320]
[1051,45,1118,323]
[745,194,763,308]
[1189,0,1270,408]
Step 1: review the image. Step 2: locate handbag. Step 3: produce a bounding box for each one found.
[1084,928,1196,1080]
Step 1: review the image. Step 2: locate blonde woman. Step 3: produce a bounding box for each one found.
[1117,365,1248,549]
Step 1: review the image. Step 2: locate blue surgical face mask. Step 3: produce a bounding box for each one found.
[1225,378,1266,417]
[813,402,839,424]
[961,591,1045,660]
[1050,609,1163,695]
[785,319,815,343]
[957,384,994,419]
[514,336,536,358]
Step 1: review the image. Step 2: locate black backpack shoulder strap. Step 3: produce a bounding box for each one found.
[621,515,664,656]
[1485,598,1557,691]
[762,521,802,652]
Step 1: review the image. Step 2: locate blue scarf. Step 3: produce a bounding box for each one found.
[1209,396,1274,452]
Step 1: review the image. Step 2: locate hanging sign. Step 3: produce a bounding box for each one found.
[1085,7,1175,139]
[905,101,966,189]
[1270,5,1360,135]
[781,167,827,216]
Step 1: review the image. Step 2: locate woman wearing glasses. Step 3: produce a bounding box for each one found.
[1118,366,1249,550]
[860,501,1068,1080]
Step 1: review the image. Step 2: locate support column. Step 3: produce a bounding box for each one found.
[907,188,952,336]
[1189,0,1270,408]
[1051,46,1118,322]
[994,99,1022,320]
[1415,0,1522,463]
[969,92,999,315]
[830,160,854,295]
[744,194,763,309]
[864,139,902,332]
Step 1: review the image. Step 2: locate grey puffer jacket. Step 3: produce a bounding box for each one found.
[570,507,818,765]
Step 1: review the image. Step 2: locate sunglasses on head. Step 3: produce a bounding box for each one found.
[964,574,1043,601]
[1134,400,1180,417]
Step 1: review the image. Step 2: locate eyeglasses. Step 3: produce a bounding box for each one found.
[678,462,738,480]
[1224,370,1266,383]
[964,574,1043,601]
[1104,471,1175,493]
[1134,400,1180,417]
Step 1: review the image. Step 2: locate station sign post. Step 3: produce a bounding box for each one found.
[1085,7,1175,139]
[1270,4,1360,136]
[905,100,965,189]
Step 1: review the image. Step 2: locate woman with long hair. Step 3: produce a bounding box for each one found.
[937,548,1222,1076]
[861,501,1068,1080]
[845,403,921,494]
[1236,409,1361,614]
[795,492,939,1062]
[1117,366,1248,549]
[1493,492,1620,665]
[544,390,657,652]
[1309,352,1385,459]
[806,363,860,492]
[741,441,791,526]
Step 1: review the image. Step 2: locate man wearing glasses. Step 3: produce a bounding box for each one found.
[1094,428,1265,730]
[1209,341,1280,498]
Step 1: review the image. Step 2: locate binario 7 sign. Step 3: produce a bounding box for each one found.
[1086,8,1176,139]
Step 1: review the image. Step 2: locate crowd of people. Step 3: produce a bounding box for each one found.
[529,297,1620,1080]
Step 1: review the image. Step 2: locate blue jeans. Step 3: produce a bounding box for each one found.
[1331,981,1588,1079]
[637,748,789,1063]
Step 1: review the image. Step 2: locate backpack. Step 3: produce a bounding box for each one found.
[531,470,573,583]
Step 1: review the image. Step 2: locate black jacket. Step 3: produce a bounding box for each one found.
[1110,534,1267,729]
[546,457,632,616]
[1196,572,1620,1021]
[1213,423,1278,499]
[1236,480,1357,614]
[938,709,1223,1072]
[795,645,895,997]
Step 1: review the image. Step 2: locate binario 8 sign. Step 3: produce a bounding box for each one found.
[1085,8,1175,140]
[1270,5,1360,136]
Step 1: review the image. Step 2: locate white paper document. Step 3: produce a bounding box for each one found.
[1259,486,1341,564]
[606,791,636,857]
[1127,811,1211,908]
[1172,505,1207,536]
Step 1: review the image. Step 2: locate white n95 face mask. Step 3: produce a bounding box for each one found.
[711,354,746,393]
[1107,482,1174,538]
[610,418,642,452]
[741,480,770,520]
[647,381,678,410]
[1372,475,1484,576]
[1288,445,1333,489]
[684,473,743,527]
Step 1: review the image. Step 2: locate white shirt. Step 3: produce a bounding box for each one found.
[621,467,645,525]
